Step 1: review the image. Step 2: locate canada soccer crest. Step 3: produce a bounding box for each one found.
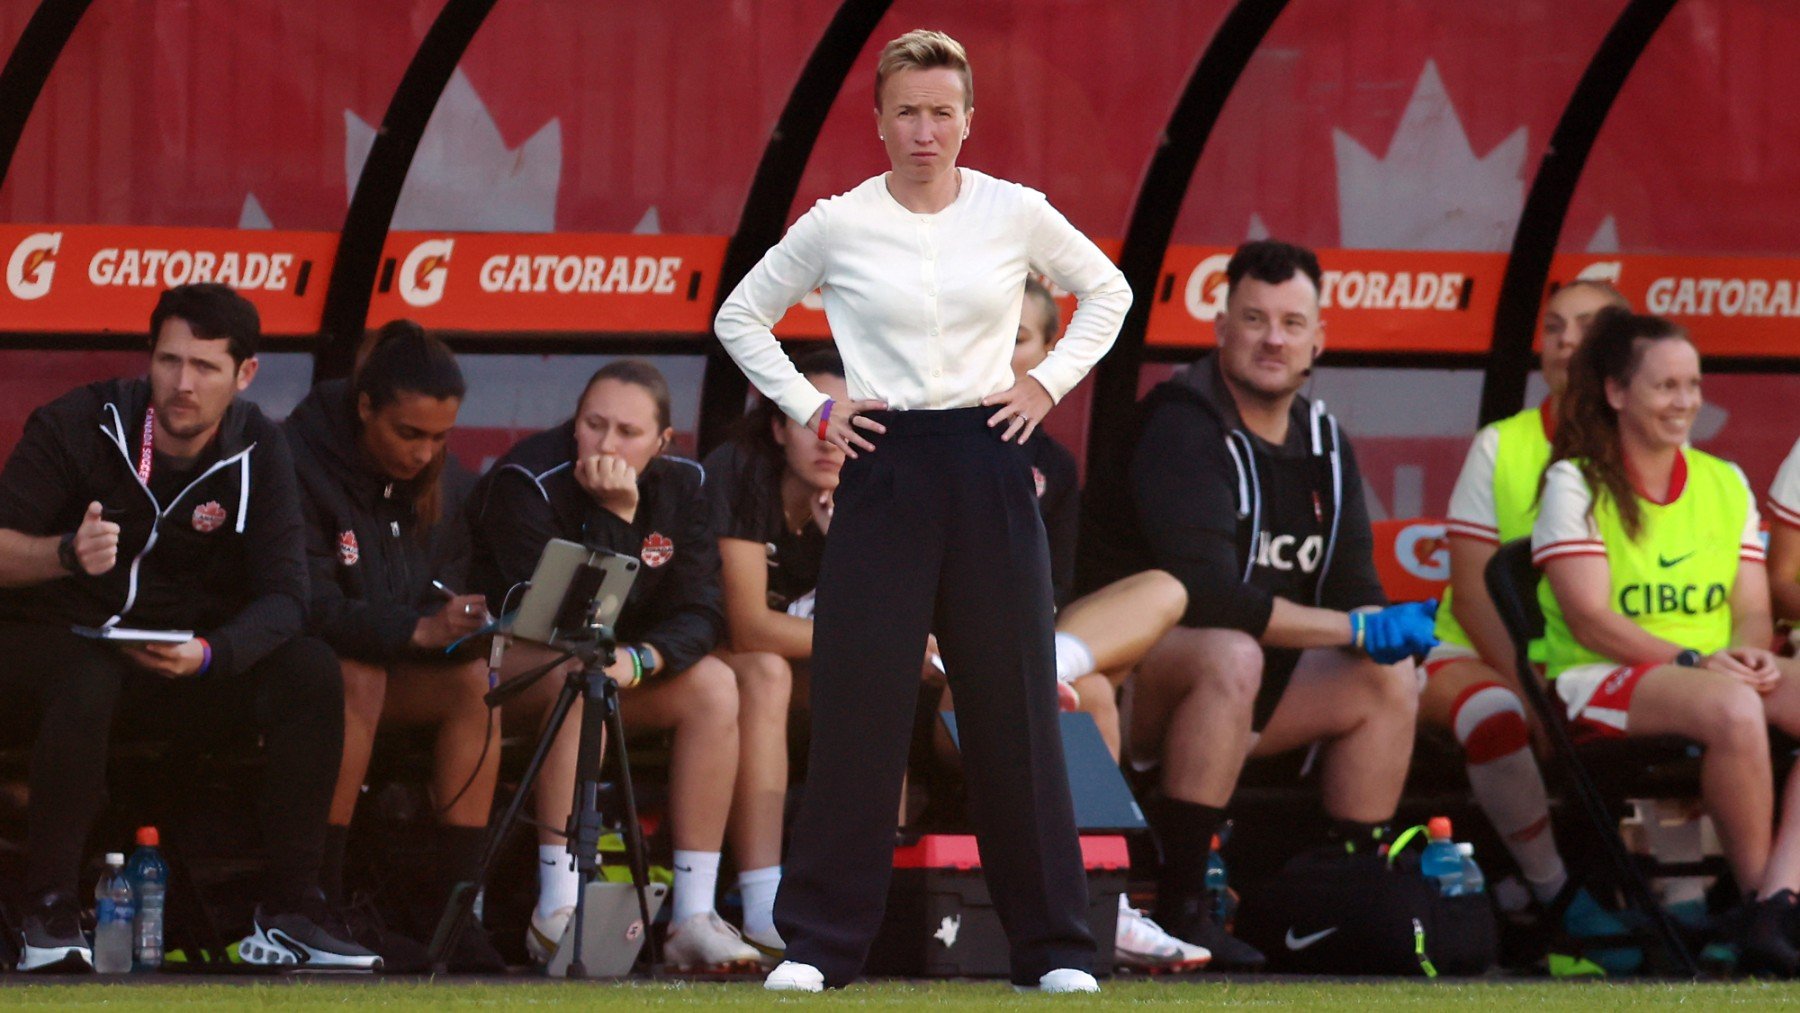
[641,532,674,568]
[1032,466,1047,499]
[191,501,226,533]
[338,530,360,566]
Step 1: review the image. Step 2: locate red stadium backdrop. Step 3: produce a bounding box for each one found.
[0,0,1797,520]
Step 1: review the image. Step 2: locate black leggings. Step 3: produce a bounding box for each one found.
[0,624,343,910]
[774,407,1094,987]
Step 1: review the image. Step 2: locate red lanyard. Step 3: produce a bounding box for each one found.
[137,406,156,485]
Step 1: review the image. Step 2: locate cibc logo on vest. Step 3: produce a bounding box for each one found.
[1255,530,1324,574]
[1618,580,1728,618]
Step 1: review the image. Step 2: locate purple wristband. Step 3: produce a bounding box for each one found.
[197,637,213,675]
[816,399,834,441]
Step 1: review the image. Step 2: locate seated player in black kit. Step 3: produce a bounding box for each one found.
[284,320,502,970]
[0,283,376,972]
[467,359,759,972]
[1082,241,1436,968]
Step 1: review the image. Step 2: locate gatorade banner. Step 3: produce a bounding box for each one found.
[1550,254,1800,357]
[366,232,726,335]
[1146,246,1504,353]
[0,224,333,335]
[0,225,729,337]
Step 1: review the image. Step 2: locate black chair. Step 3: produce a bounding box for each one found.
[1484,538,1699,976]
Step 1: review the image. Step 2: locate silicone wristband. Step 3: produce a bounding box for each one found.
[1350,613,1365,651]
[625,645,644,688]
[816,399,834,441]
[197,637,213,676]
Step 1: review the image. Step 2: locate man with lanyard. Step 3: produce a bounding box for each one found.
[1082,240,1437,967]
[0,284,375,972]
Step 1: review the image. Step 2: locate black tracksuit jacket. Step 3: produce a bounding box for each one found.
[466,421,723,675]
[1080,354,1386,634]
[285,379,472,665]
[0,377,307,678]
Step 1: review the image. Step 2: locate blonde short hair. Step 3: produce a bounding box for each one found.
[874,29,972,112]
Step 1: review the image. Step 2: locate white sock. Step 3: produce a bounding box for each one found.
[738,865,782,937]
[672,849,721,925]
[536,844,579,919]
[1054,632,1095,685]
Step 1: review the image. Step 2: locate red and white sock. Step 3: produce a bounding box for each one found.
[1452,682,1567,902]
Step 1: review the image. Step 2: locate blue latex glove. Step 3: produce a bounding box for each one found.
[1351,600,1439,665]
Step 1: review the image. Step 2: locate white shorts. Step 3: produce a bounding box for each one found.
[1553,661,1658,740]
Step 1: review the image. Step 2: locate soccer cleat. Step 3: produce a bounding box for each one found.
[1559,886,1641,975]
[1152,891,1266,971]
[237,905,382,970]
[17,891,92,973]
[764,959,824,991]
[1015,967,1100,993]
[1115,897,1211,973]
[525,905,573,966]
[662,911,763,972]
[742,924,786,966]
[1741,891,1800,978]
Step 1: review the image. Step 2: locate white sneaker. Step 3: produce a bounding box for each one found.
[1015,967,1100,993]
[1115,897,1211,973]
[764,959,825,991]
[526,905,573,966]
[663,910,763,972]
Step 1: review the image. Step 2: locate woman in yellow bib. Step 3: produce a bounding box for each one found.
[1533,308,1799,975]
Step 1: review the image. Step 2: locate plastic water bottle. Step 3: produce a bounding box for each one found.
[1205,832,1235,923]
[1420,817,1464,896]
[127,826,168,970]
[1455,842,1486,895]
[94,853,134,974]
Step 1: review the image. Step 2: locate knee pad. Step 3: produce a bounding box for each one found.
[1450,682,1529,765]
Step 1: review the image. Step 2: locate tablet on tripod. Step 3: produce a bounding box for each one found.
[510,539,639,647]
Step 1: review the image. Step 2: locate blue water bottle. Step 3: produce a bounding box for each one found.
[127,826,168,970]
[1420,817,1463,896]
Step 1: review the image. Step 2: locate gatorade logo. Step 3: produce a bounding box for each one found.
[1183,253,1232,323]
[398,238,454,307]
[6,231,61,300]
[1395,523,1450,582]
[1618,581,1727,617]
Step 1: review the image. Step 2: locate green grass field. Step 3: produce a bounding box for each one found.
[3,979,1800,1009]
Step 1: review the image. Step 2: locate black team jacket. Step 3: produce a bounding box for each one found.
[1080,353,1386,634]
[0,377,307,677]
[285,378,472,665]
[466,421,723,675]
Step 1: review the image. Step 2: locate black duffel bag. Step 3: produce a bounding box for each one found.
[1234,826,1497,976]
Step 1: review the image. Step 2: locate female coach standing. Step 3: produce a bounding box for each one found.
[715,30,1131,993]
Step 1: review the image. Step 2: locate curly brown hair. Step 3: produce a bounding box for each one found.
[1547,306,1691,540]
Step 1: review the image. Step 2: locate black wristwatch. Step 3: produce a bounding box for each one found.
[56,531,79,574]
[1675,648,1703,668]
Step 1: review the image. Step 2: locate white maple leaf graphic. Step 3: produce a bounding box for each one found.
[1333,60,1527,252]
[345,68,562,232]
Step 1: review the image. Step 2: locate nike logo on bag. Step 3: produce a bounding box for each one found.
[1659,551,1694,567]
[1285,926,1339,950]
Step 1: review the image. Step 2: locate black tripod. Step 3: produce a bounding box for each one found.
[428,622,659,977]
